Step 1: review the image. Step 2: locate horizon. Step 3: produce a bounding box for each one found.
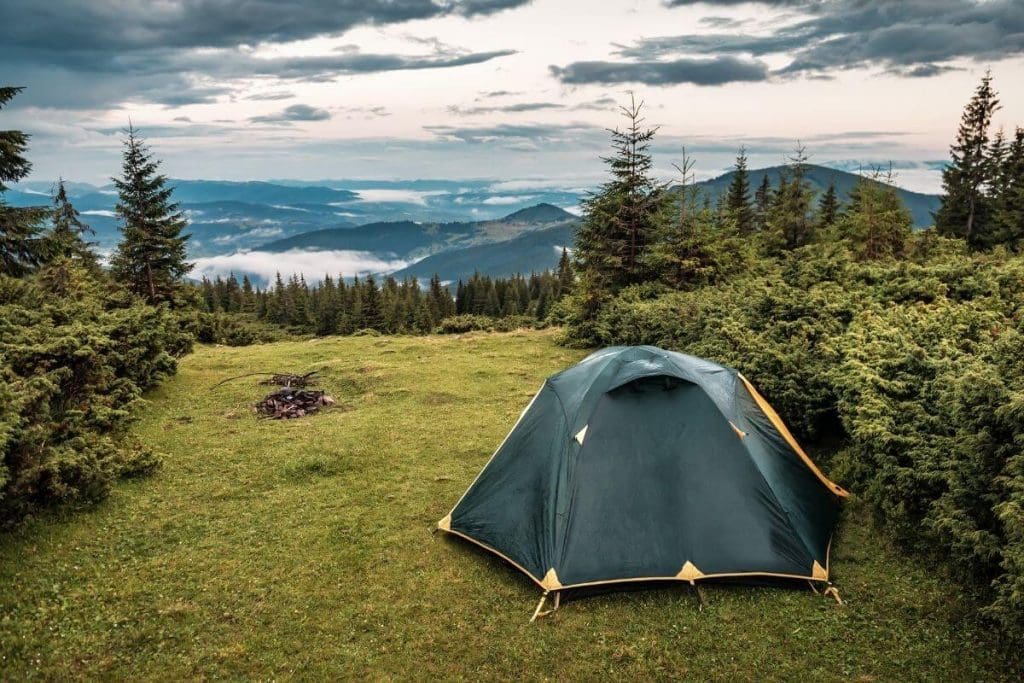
[4,0,1023,195]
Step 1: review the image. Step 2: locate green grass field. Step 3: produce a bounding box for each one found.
[1,331,1019,680]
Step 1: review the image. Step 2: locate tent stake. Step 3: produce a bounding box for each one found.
[691,582,708,611]
[530,591,550,622]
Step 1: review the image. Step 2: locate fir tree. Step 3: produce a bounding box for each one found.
[556,247,574,295]
[764,145,817,253]
[817,179,840,231]
[109,125,192,305]
[575,95,665,291]
[0,87,50,276]
[724,147,754,234]
[993,127,1024,249]
[48,179,97,268]
[753,172,771,232]
[840,173,912,260]
[935,72,1001,248]
[361,274,383,330]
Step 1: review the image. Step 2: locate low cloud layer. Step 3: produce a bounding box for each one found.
[250,104,331,124]
[191,249,410,286]
[550,56,769,86]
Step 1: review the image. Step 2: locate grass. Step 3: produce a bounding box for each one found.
[0,330,1019,680]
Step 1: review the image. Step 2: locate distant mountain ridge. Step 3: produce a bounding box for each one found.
[690,163,939,228]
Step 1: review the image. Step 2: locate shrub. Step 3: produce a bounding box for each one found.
[0,271,190,526]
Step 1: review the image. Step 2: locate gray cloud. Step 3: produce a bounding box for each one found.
[244,91,296,101]
[550,56,769,86]
[448,101,564,115]
[250,104,332,124]
[1,0,525,109]
[425,122,599,145]
[638,0,1024,79]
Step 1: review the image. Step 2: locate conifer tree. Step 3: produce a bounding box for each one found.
[724,147,754,234]
[993,127,1024,249]
[556,247,574,295]
[840,173,912,260]
[936,72,1001,248]
[764,145,817,253]
[753,173,771,232]
[110,125,191,305]
[48,179,97,267]
[575,95,664,291]
[361,274,382,330]
[817,179,840,231]
[0,87,49,276]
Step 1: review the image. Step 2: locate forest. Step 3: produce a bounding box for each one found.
[2,69,1024,651]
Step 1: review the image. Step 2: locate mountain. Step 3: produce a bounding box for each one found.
[690,164,939,228]
[501,203,576,223]
[391,222,576,283]
[6,179,586,256]
[259,207,578,262]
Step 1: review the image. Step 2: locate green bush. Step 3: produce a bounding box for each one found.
[193,311,282,346]
[562,238,1024,641]
[0,269,191,526]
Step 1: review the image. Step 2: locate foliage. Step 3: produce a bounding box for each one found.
[0,87,49,276]
[109,125,192,306]
[574,96,666,292]
[198,269,567,340]
[935,72,1003,249]
[0,268,191,525]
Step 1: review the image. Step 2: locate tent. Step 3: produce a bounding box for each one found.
[438,346,848,616]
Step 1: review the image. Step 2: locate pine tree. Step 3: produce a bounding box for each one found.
[48,179,98,267]
[840,174,912,260]
[993,127,1024,249]
[556,247,574,295]
[575,95,665,291]
[764,145,817,253]
[753,173,771,231]
[109,125,192,305]
[0,87,50,276]
[724,147,754,234]
[648,148,722,288]
[936,72,1001,248]
[362,274,383,330]
[817,179,840,231]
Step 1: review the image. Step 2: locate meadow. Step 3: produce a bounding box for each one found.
[0,331,1018,680]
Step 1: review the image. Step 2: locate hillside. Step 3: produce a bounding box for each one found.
[690,164,940,228]
[0,331,1015,679]
[392,222,575,282]
[259,208,576,262]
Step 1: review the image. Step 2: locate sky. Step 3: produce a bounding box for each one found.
[3,0,1024,194]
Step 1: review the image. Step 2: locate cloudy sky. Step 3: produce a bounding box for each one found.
[3,0,1023,193]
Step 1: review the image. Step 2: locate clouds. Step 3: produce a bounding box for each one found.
[1,0,525,110]
[550,56,769,86]
[250,104,332,124]
[642,0,1024,80]
[191,248,411,285]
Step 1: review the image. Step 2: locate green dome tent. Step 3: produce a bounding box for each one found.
[438,346,848,616]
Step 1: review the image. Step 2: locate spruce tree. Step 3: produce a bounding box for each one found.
[49,179,98,267]
[753,173,771,232]
[724,147,754,234]
[556,247,574,295]
[764,145,817,253]
[575,95,664,291]
[361,274,383,330]
[0,87,50,276]
[110,125,191,305]
[817,179,840,231]
[935,72,1001,248]
[993,127,1024,249]
[840,174,912,260]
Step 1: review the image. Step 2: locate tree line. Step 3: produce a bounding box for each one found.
[559,76,1024,647]
[198,250,574,338]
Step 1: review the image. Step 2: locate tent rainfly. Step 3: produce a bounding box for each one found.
[438,346,849,619]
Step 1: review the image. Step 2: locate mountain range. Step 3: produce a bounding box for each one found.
[7,165,941,285]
